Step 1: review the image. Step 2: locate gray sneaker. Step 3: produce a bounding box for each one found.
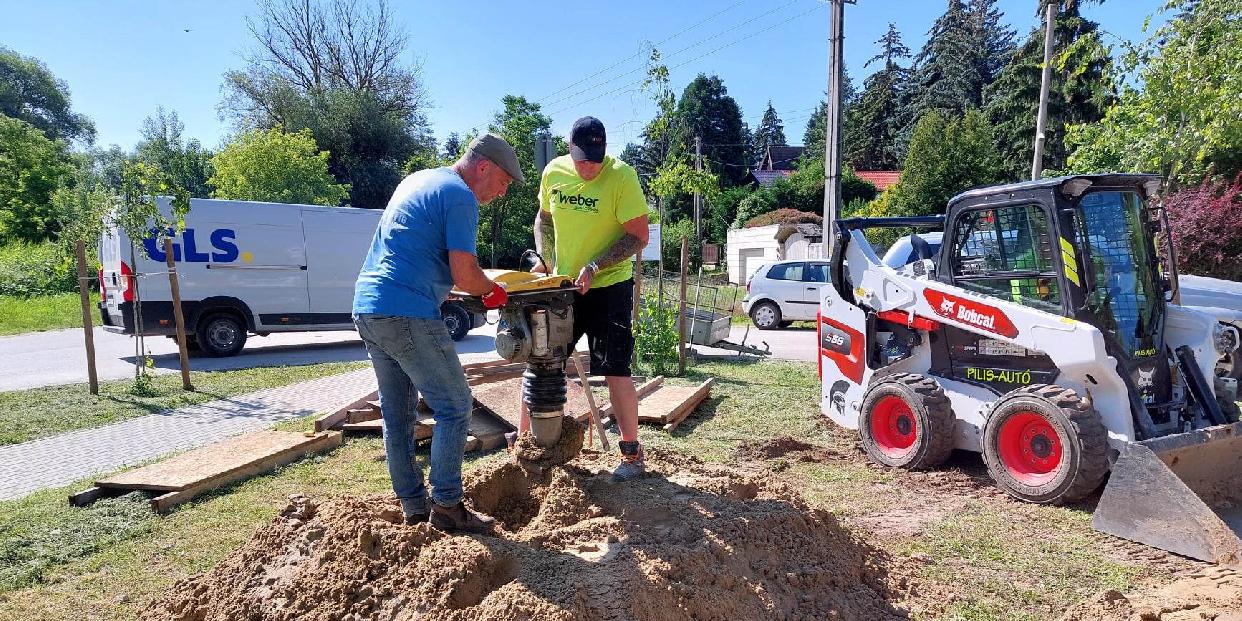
[612,458,646,482]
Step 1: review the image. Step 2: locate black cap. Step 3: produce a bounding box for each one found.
[569,116,606,163]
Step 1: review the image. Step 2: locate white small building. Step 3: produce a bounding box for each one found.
[726,222,823,283]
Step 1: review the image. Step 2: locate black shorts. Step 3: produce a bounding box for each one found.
[572,279,634,377]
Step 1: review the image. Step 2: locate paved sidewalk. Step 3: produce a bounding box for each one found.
[0,368,379,501]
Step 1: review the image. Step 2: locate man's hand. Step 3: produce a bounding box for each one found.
[481,282,508,309]
[575,263,596,294]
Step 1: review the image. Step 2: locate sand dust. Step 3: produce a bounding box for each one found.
[1061,565,1242,620]
[512,415,585,474]
[142,448,910,621]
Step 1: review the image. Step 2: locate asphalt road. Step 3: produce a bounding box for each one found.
[0,319,816,393]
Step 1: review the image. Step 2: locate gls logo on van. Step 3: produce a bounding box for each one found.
[143,228,245,263]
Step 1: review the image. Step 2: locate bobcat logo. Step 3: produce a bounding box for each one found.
[939,299,956,315]
[1136,366,1156,389]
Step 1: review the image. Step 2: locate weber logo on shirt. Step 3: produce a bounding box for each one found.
[550,188,600,213]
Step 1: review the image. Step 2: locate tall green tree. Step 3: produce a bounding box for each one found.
[441,132,463,161]
[221,0,431,209]
[0,47,94,144]
[1067,0,1242,184]
[985,1,1113,179]
[0,116,72,242]
[967,0,1017,86]
[672,74,749,188]
[208,127,350,206]
[888,109,1005,217]
[478,95,559,268]
[803,67,857,160]
[846,24,913,170]
[134,108,213,198]
[753,101,787,156]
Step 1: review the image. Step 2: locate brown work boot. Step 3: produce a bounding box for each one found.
[430,501,496,534]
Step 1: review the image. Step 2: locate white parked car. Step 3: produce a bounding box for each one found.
[741,259,830,329]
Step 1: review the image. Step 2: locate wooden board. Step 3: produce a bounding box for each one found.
[472,377,600,429]
[634,379,715,432]
[96,431,342,492]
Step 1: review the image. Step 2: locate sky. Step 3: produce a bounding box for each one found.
[0,0,1171,155]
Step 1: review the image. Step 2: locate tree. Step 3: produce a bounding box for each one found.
[477,95,559,268]
[672,74,749,188]
[967,0,1017,86]
[442,132,463,161]
[221,0,431,209]
[134,108,213,198]
[804,67,858,161]
[0,116,72,242]
[208,127,350,206]
[0,47,95,144]
[985,1,1113,179]
[1066,0,1242,185]
[753,101,787,156]
[846,23,913,170]
[887,109,1004,217]
[81,145,131,193]
[1164,174,1242,280]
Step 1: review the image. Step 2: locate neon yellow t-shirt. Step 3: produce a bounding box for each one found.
[539,154,649,289]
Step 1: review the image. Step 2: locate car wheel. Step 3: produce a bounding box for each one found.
[750,301,782,330]
[442,303,470,341]
[195,312,247,357]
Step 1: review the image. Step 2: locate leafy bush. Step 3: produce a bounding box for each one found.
[1165,175,1242,280]
[0,242,78,297]
[634,294,681,376]
[744,208,823,228]
[660,219,701,273]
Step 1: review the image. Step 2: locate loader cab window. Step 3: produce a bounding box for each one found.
[950,204,1062,313]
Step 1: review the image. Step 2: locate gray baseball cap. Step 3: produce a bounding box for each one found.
[467,133,525,184]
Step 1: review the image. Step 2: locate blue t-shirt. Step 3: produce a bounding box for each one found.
[353,168,479,319]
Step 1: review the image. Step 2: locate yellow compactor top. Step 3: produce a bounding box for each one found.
[450,269,576,298]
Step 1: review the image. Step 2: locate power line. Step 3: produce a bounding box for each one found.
[535,1,747,103]
[541,0,809,112]
[545,2,823,117]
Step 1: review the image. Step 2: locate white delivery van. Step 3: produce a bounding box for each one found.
[97,197,485,356]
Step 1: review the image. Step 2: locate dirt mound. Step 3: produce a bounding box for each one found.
[1061,566,1242,620]
[142,449,909,621]
[735,436,852,464]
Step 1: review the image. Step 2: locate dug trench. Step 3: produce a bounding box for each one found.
[142,436,915,621]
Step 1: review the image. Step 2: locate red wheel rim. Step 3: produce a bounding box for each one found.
[997,411,1063,486]
[870,395,918,458]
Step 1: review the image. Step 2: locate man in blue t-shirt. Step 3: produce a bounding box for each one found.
[353,133,520,533]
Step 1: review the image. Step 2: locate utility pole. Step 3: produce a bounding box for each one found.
[823,0,849,259]
[693,135,703,240]
[1031,1,1057,180]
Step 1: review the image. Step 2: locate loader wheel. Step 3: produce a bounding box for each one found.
[982,385,1108,505]
[859,374,956,469]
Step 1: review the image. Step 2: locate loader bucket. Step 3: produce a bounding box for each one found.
[1092,422,1242,565]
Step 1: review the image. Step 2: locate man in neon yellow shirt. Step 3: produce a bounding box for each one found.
[530,116,650,480]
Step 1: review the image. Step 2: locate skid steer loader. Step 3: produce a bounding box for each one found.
[819,173,1242,564]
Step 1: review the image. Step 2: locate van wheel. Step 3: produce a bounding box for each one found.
[982,385,1108,504]
[750,301,781,330]
[442,304,471,342]
[859,373,956,469]
[196,313,247,357]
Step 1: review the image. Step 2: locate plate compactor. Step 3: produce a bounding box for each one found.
[818,174,1242,565]
[457,270,580,448]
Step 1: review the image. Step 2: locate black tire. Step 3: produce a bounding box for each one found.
[981,384,1109,504]
[441,303,471,342]
[858,373,956,469]
[195,312,248,357]
[750,301,782,330]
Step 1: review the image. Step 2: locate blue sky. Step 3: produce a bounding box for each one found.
[0,0,1169,154]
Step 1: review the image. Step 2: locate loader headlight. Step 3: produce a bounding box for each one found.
[1213,323,1239,355]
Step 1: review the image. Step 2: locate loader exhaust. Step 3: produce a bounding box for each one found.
[1093,421,1242,565]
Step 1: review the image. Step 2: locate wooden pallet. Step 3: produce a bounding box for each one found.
[70,430,342,511]
[635,378,715,432]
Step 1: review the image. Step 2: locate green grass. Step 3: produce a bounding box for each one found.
[0,293,99,336]
[0,361,369,446]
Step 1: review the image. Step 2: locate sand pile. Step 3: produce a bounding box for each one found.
[1061,566,1242,621]
[143,449,908,621]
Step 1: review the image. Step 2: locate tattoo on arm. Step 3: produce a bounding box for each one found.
[594,233,644,270]
[534,210,555,268]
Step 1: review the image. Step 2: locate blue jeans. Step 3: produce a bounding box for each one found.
[354,314,472,513]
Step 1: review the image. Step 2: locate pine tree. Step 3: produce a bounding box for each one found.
[845,23,912,170]
[753,101,787,158]
[802,68,856,160]
[442,132,463,160]
[984,0,1114,179]
[968,0,1017,85]
[903,0,980,126]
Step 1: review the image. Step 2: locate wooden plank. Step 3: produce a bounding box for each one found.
[148,432,342,512]
[345,407,380,424]
[314,390,380,433]
[68,486,125,507]
[663,378,715,433]
[635,378,715,428]
[98,431,342,492]
[597,377,664,426]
